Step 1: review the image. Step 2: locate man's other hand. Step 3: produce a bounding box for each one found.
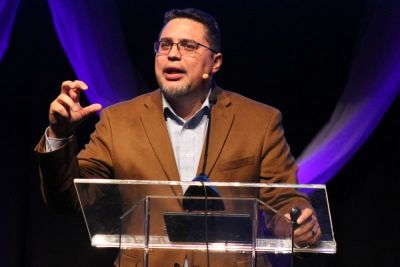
[48,80,102,138]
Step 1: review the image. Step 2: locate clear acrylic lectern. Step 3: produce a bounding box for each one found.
[74,179,336,267]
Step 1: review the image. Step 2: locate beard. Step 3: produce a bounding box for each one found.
[160,83,191,97]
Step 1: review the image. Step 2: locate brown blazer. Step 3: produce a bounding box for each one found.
[35,87,310,267]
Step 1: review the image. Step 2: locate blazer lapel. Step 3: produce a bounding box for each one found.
[140,90,181,185]
[197,88,235,178]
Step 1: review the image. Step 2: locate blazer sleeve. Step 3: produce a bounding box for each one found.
[34,109,114,211]
[34,134,80,211]
[259,108,311,214]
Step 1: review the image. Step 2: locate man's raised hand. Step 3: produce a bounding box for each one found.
[48,80,102,138]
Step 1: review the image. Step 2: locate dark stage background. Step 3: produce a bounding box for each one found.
[0,0,399,266]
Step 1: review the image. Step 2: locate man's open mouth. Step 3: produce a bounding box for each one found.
[164,67,185,80]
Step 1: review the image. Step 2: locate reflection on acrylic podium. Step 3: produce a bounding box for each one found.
[74,179,336,266]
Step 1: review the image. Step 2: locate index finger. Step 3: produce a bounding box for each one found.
[60,80,89,102]
[73,80,88,90]
[70,80,89,101]
[60,80,88,93]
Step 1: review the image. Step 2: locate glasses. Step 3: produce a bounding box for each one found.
[154,39,218,56]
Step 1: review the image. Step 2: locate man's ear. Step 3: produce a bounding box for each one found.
[211,53,223,74]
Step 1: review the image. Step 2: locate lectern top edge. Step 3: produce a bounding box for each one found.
[73,178,326,189]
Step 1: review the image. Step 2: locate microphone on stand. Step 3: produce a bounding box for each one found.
[183,92,224,211]
[290,206,302,229]
[200,92,216,175]
[183,89,219,267]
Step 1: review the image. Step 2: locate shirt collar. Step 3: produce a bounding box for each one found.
[162,89,212,123]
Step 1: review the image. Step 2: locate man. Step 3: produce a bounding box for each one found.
[36,8,320,267]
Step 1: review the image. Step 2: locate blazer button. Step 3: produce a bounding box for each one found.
[174,263,180,267]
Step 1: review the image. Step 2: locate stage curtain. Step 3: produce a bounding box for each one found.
[0,0,20,61]
[298,0,400,183]
[47,0,144,107]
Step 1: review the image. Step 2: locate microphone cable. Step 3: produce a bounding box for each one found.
[201,180,210,267]
[200,93,216,267]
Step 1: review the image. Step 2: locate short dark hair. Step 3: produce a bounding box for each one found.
[163,8,221,52]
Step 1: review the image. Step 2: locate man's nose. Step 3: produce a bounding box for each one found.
[168,43,181,59]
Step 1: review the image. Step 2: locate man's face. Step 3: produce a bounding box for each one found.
[155,18,221,97]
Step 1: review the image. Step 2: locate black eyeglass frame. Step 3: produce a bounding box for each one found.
[154,39,218,55]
